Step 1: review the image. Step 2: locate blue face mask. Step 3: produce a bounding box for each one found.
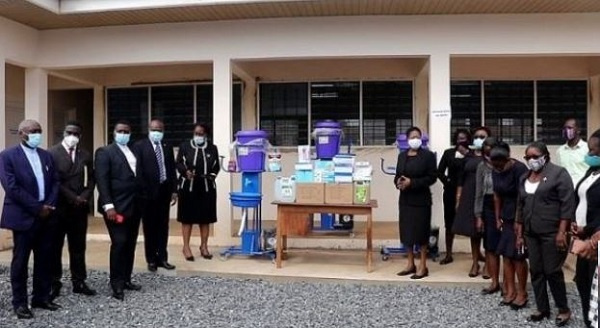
[25,133,42,148]
[472,138,485,150]
[193,136,205,146]
[149,131,164,143]
[584,154,600,167]
[114,132,130,145]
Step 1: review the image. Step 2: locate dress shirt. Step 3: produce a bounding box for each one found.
[20,144,45,201]
[557,139,589,187]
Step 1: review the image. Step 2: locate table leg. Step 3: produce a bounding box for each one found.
[367,212,373,273]
[276,206,284,268]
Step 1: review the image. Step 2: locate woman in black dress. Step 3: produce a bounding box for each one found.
[176,123,220,261]
[491,142,529,309]
[453,126,490,277]
[394,126,437,279]
[437,128,471,265]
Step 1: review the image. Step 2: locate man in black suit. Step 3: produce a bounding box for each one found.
[48,121,96,299]
[95,120,142,301]
[0,119,61,319]
[133,119,177,272]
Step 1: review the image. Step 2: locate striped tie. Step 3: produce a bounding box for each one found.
[155,142,166,183]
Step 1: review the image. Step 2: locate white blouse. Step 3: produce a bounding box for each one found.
[524,180,540,194]
[575,173,600,227]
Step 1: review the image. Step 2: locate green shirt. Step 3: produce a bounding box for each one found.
[556,139,589,187]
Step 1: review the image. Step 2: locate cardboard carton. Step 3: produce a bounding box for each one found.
[325,183,354,204]
[296,183,325,204]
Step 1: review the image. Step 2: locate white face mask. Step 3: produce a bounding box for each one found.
[63,135,79,148]
[408,138,422,150]
[193,136,206,145]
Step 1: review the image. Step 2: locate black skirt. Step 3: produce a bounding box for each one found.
[399,205,431,247]
[177,178,217,225]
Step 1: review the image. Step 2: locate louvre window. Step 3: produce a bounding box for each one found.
[362,81,413,146]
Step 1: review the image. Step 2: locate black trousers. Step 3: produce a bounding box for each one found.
[104,209,141,289]
[575,257,597,327]
[51,204,89,284]
[11,217,56,309]
[525,232,569,313]
[142,183,171,264]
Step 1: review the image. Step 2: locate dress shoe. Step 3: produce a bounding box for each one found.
[14,306,33,319]
[510,299,528,310]
[112,288,124,301]
[396,267,417,276]
[185,255,195,262]
[147,263,158,272]
[410,268,429,280]
[439,256,453,265]
[124,282,142,291]
[31,301,61,311]
[158,261,176,270]
[481,285,500,295]
[49,281,62,301]
[73,282,97,296]
[200,248,213,260]
[527,311,550,322]
[555,311,571,327]
[500,297,516,306]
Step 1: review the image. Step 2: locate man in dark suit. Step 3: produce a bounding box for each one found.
[95,120,142,301]
[0,119,61,319]
[133,119,177,272]
[48,121,96,299]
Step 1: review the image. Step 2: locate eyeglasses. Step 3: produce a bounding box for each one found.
[28,129,42,134]
[524,155,543,160]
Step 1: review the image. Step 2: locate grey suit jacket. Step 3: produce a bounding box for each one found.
[516,162,575,235]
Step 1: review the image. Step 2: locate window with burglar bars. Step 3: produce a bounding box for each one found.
[450,80,587,145]
[259,81,413,146]
[107,83,242,146]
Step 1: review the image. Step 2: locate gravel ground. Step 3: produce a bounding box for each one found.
[0,266,587,328]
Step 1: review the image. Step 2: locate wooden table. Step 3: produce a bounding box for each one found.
[272,200,378,272]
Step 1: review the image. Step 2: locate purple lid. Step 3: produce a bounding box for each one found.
[235,130,268,138]
[315,120,341,129]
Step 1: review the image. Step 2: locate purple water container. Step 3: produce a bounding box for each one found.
[235,130,268,172]
[313,120,342,159]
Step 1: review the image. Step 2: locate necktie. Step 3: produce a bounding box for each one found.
[69,147,75,163]
[155,142,166,183]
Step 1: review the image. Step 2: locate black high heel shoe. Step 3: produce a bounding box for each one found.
[510,299,528,310]
[200,248,213,260]
[527,311,550,322]
[500,296,516,306]
[183,250,195,262]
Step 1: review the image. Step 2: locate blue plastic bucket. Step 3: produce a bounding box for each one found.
[235,130,268,172]
[230,192,262,208]
[314,120,342,159]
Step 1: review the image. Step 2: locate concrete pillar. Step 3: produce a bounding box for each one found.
[242,80,257,129]
[414,61,429,132]
[212,58,234,245]
[589,76,600,135]
[25,68,49,148]
[92,85,105,217]
[0,59,12,251]
[427,53,452,153]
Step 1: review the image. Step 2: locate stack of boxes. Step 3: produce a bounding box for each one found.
[285,147,371,205]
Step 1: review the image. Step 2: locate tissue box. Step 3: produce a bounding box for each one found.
[295,163,314,183]
[353,161,373,181]
[314,160,335,183]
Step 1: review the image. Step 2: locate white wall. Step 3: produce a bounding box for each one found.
[0,17,38,66]
[37,14,600,69]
